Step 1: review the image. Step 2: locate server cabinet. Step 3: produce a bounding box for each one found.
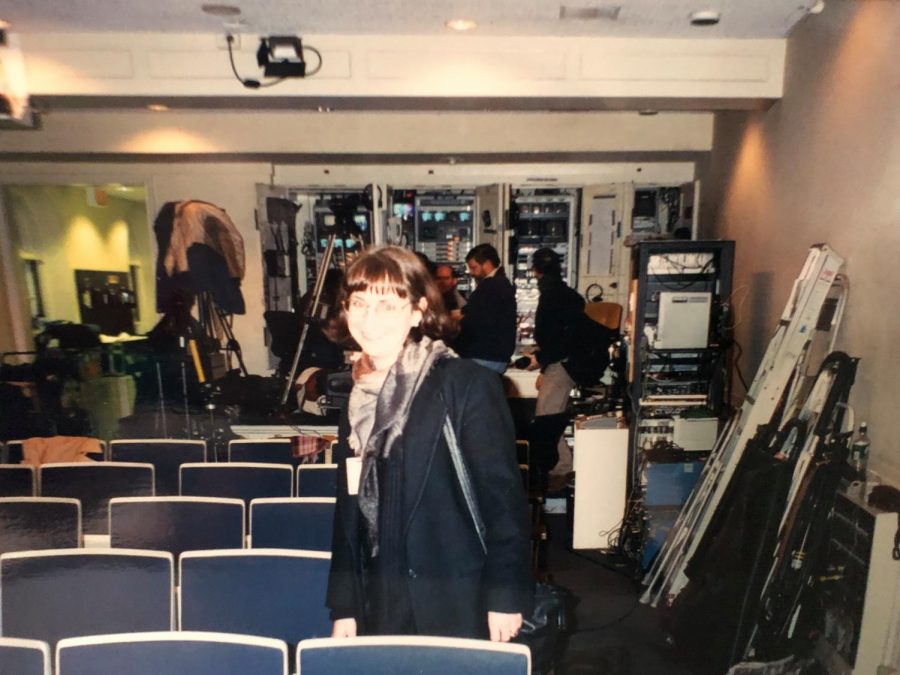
[413,191,476,295]
[509,188,579,346]
[627,240,735,491]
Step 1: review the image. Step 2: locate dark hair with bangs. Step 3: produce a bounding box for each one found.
[338,246,453,343]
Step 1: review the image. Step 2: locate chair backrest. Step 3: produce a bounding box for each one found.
[179,463,293,509]
[4,440,24,465]
[295,636,532,675]
[180,549,332,660]
[56,631,288,675]
[295,464,337,497]
[250,498,335,552]
[38,463,155,534]
[0,497,81,556]
[109,440,207,496]
[228,439,296,466]
[0,549,173,649]
[0,464,35,496]
[0,637,51,675]
[584,301,623,331]
[109,497,244,560]
[515,440,530,465]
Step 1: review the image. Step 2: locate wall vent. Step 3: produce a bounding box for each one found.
[559,5,622,21]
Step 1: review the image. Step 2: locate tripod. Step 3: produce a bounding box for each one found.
[280,233,340,405]
[197,291,248,377]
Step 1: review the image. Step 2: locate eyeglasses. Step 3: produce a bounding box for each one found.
[346,296,411,316]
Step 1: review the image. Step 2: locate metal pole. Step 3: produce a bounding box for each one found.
[280,232,338,406]
[155,361,168,438]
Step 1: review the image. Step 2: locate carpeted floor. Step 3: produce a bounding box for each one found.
[543,513,696,675]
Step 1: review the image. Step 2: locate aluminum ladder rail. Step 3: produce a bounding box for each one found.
[641,244,847,607]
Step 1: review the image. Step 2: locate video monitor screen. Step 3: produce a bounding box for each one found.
[393,203,414,219]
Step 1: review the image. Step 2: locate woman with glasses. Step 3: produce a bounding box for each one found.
[327,246,532,642]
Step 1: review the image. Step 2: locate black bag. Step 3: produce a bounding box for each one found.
[562,313,618,387]
[514,582,577,675]
[442,418,575,673]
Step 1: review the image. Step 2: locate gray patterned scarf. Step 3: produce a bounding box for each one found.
[349,337,455,556]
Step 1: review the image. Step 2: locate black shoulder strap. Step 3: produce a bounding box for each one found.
[437,361,488,555]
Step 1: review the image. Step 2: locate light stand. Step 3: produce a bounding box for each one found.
[279,194,366,407]
[280,233,338,405]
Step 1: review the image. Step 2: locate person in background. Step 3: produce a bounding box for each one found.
[455,244,517,374]
[435,263,466,330]
[523,248,585,484]
[327,246,532,641]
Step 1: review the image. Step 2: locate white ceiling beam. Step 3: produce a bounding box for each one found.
[18,32,786,106]
[0,110,713,156]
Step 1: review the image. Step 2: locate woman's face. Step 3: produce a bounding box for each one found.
[346,288,424,368]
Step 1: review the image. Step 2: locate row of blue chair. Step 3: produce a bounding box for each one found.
[0,549,332,654]
[0,633,531,675]
[0,496,335,557]
[0,462,337,533]
[1,438,332,496]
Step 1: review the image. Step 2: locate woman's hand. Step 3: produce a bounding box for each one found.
[488,611,523,642]
[332,618,358,638]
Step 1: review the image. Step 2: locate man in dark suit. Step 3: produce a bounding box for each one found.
[454,244,517,373]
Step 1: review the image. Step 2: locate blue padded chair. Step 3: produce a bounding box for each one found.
[38,463,154,534]
[109,497,244,561]
[180,550,332,664]
[0,497,81,556]
[228,439,297,467]
[0,636,51,675]
[0,549,173,650]
[296,636,531,675]
[109,440,207,496]
[295,464,337,497]
[3,440,23,465]
[250,498,334,552]
[4,440,24,465]
[0,464,35,497]
[56,631,288,675]
[179,463,293,511]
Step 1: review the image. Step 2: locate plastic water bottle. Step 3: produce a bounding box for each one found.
[849,422,870,497]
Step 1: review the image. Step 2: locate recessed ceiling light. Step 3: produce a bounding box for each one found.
[147,104,170,112]
[446,18,478,31]
[638,109,659,116]
[690,9,720,26]
[808,0,825,14]
[201,4,242,18]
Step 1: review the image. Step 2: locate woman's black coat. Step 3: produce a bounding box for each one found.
[326,358,533,638]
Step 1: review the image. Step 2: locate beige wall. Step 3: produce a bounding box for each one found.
[700,2,900,483]
[4,185,154,332]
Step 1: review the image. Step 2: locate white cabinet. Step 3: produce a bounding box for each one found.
[572,415,628,550]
